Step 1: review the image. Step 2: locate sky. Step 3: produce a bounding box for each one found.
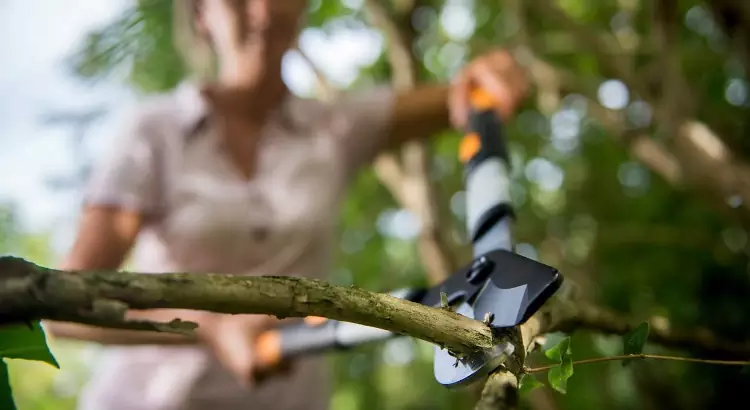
[0,0,135,253]
[0,0,391,257]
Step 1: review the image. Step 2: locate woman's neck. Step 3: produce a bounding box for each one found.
[217,54,289,115]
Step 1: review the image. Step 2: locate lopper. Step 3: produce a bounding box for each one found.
[252,88,563,388]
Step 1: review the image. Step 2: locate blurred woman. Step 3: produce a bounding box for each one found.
[47,1,529,409]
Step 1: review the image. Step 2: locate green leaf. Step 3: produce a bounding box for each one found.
[544,337,572,363]
[519,374,544,395]
[0,322,59,368]
[547,355,574,394]
[0,359,17,410]
[622,322,650,365]
[544,336,574,394]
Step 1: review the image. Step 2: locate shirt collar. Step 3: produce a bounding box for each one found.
[173,80,305,141]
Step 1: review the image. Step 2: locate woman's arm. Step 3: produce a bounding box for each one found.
[383,49,529,150]
[386,85,452,149]
[45,207,206,345]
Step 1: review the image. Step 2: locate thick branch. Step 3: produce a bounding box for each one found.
[0,257,493,355]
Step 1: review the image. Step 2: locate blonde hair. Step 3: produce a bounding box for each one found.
[172,0,217,80]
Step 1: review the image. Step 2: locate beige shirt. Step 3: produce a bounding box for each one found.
[76,82,395,410]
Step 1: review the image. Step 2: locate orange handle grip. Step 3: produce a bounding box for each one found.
[253,316,330,369]
[458,88,501,164]
[255,329,282,369]
[469,88,497,111]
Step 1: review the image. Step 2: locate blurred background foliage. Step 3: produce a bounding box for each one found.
[4,0,750,409]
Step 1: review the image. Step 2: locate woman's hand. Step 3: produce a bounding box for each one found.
[197,313,282,388]
[448,49,530,129]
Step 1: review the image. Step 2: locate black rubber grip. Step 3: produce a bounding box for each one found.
[470,203,515,243]
[464,109,509,176]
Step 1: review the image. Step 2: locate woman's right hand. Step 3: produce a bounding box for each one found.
[196,313,282,387]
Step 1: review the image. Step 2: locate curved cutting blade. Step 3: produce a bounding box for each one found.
[433,303,514,388]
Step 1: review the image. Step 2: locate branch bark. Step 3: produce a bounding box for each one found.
[0,256,493,354]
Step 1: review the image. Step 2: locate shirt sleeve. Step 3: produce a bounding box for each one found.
[82,105,165,217]
[329,86,396,176]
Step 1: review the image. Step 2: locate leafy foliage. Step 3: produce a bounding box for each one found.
[622,322,650,360]
[0,360,17,410]
[0,323,59,369]
[518,374,544,395]
[0,323,59,408]
[544,337,575,394]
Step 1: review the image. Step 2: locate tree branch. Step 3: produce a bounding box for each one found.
[475,372,519,410]
[552,299,750,358]
[0,257,493,355]
[3,256,749,410]
[473,294,750,409]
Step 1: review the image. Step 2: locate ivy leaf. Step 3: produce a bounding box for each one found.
[0,359,17,410]
[0,322,59,368]
[519,374,544,395]
[548,355,574,394]
[622,322,650,366]
[544,337,571,363]
[544,336,574,394]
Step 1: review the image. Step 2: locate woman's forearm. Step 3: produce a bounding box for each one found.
[387,85,452,148]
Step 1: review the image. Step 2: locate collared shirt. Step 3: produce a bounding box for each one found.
[76,82,395,410]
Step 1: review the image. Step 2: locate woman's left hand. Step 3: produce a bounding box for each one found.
[448,49,530,129]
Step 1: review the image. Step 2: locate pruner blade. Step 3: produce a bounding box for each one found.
[430,250,562,388]
[432,302,514,388]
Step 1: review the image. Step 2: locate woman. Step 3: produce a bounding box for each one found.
[48,1,529,409]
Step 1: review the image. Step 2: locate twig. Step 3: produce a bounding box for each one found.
[525,354,750,373]
[551,299,750,359]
